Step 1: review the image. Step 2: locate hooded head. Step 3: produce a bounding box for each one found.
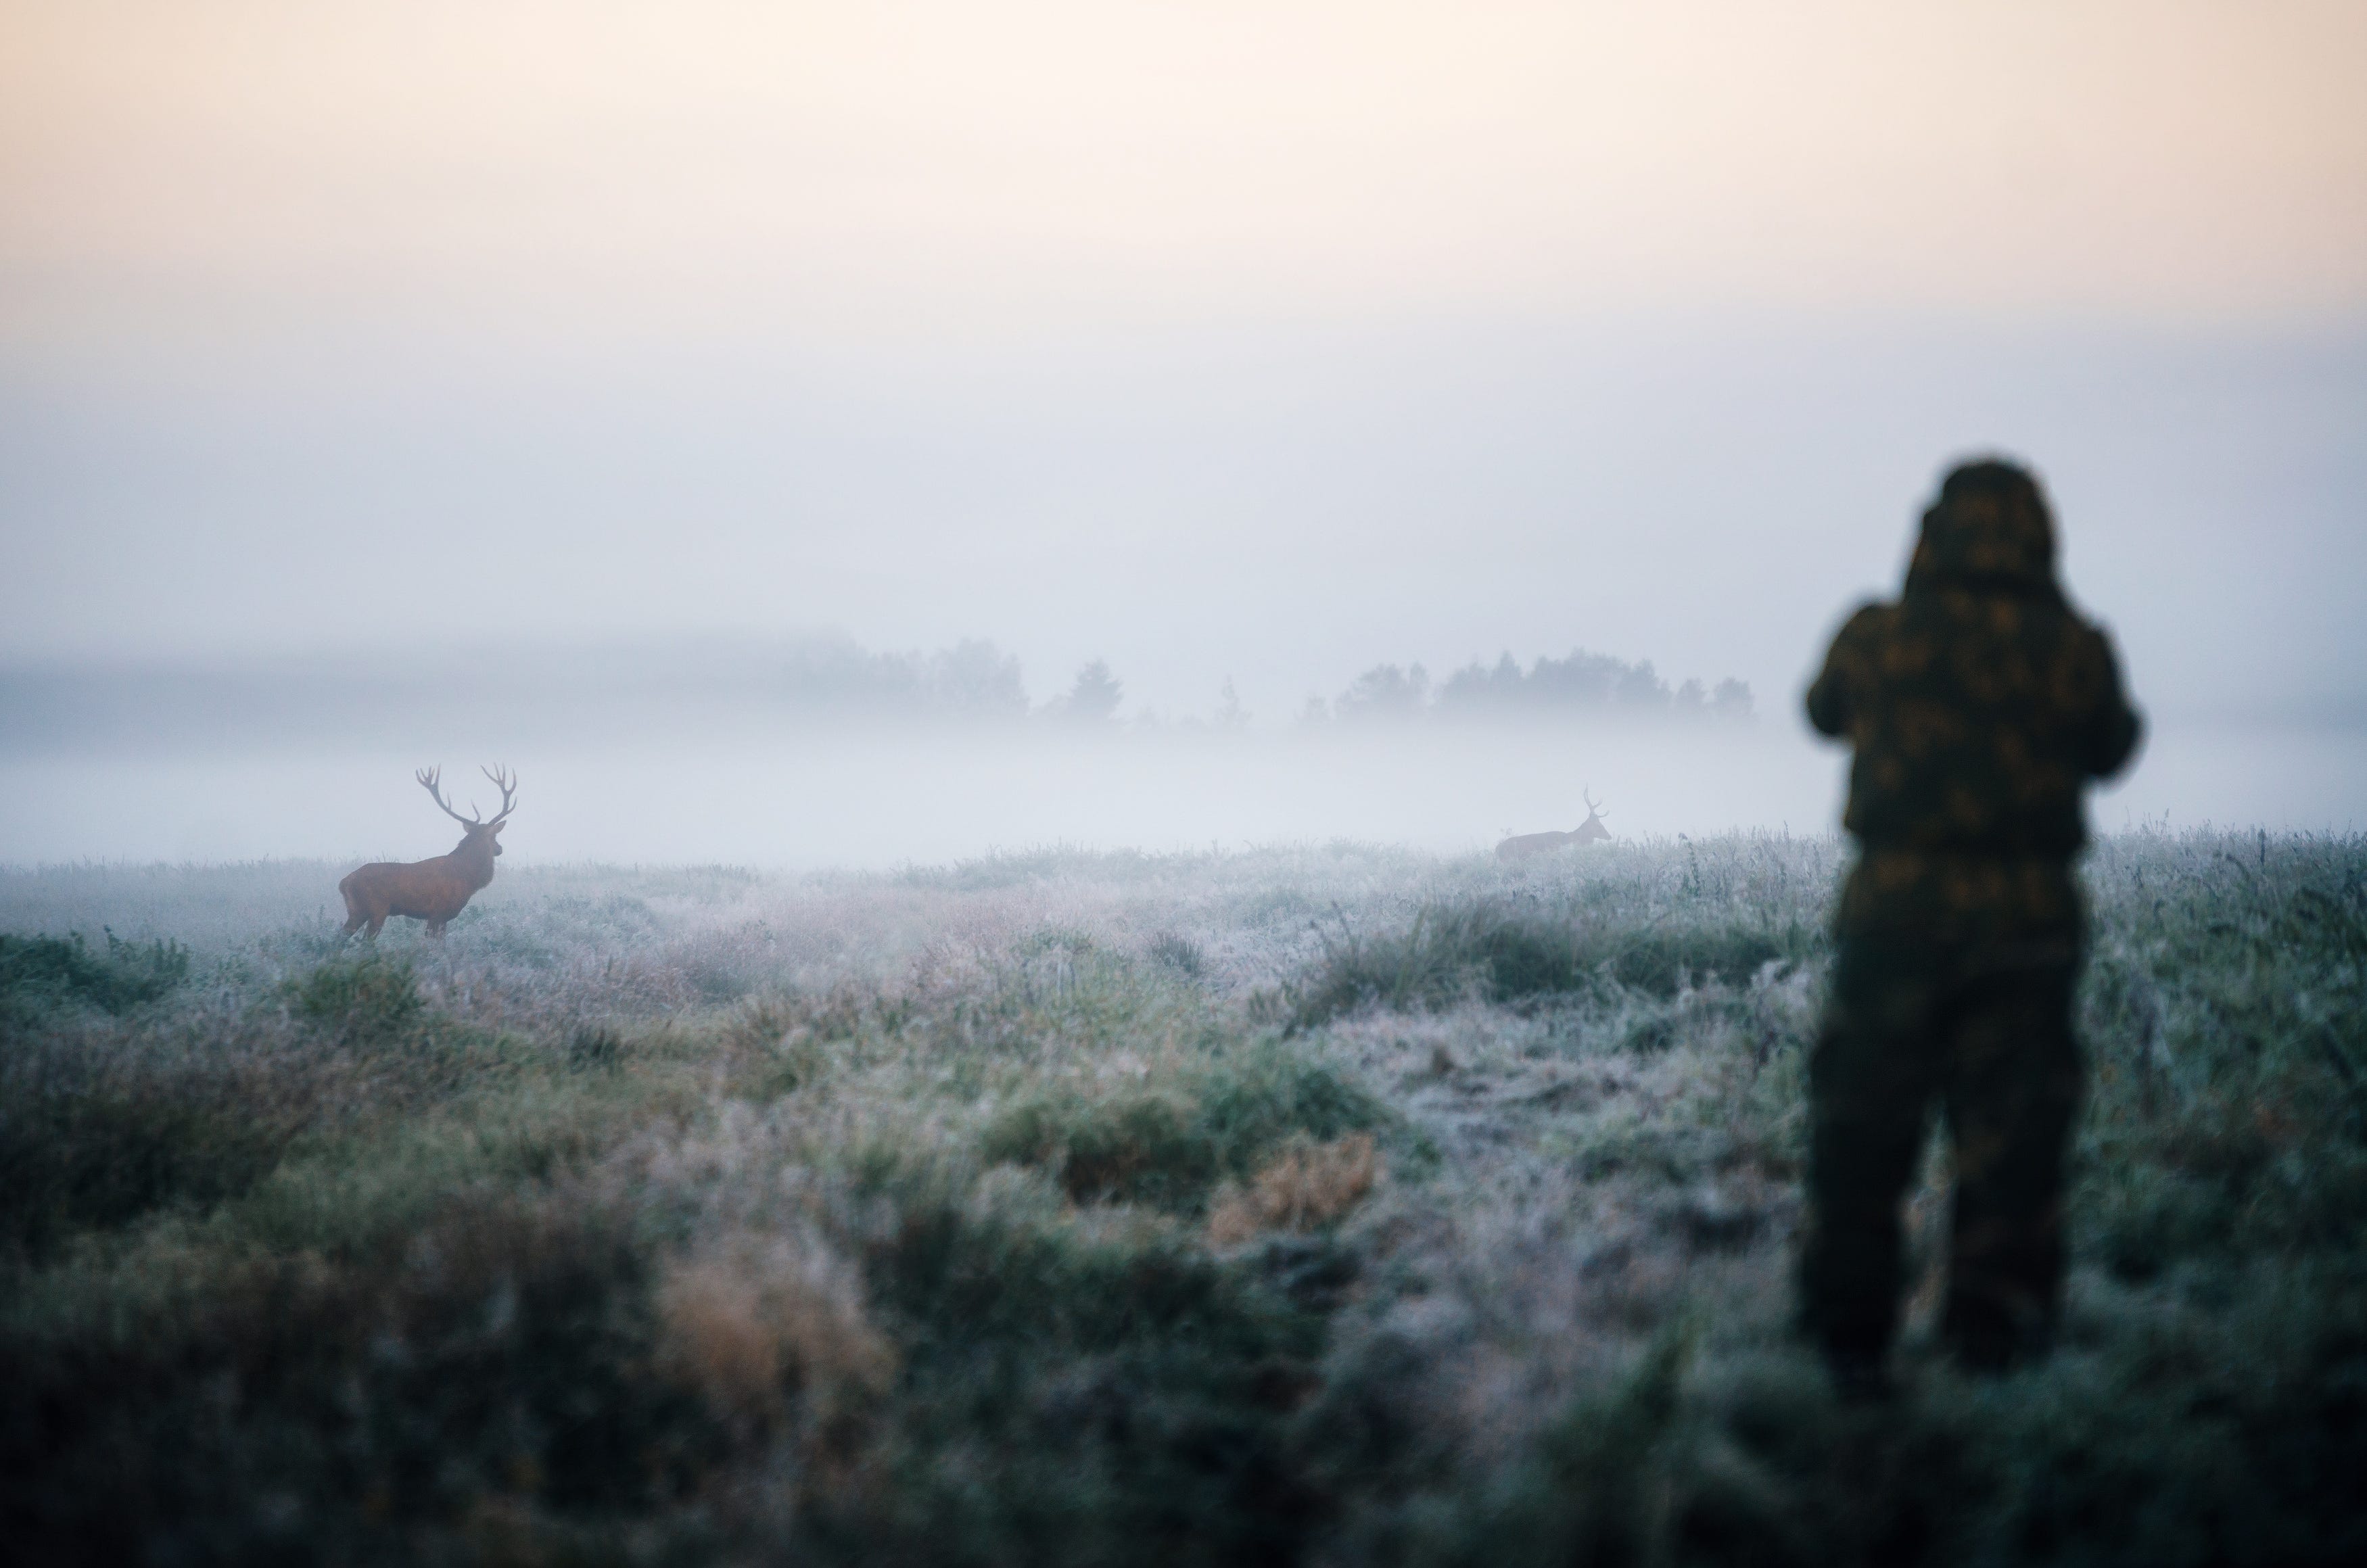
[1904,458,2060,599]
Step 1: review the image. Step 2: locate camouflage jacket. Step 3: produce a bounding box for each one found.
[1807,465,2142,937]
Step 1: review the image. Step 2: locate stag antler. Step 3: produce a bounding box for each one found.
[417,765,480,824]
[479,765,519,825]
[1583,788,1608,818]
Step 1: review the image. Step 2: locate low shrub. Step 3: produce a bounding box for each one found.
[803,1158,1335,1565]
[981,1045,1392,1211]
[1440,1327,1697,1568]
[0,1189,730,1563]
[1146,930,1209,979]
[285,955,425,1043]
[983,1087,1215,1206]
[655,1227,897,1422]
[566,1023,625,1072]
[0,1072,292,1260]
[1285,899,1801,1029]
[1605,925,1792,997]
[0,928,190,1020]
[1195,1043,1394,1168]
[1206,1133,1382,1245]
[720,985,904,1097]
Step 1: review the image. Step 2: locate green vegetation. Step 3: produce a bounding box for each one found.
[285,953,428,1041]
[1282,895,1812,1029]
[981,1043,1393,1210]
[0,927,189,1021]
[1,832,2361,1565]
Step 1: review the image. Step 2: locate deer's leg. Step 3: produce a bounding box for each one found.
[365,913,388,940]
[425,919,447,939]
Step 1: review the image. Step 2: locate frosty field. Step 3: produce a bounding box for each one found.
[3,832,2363,1566]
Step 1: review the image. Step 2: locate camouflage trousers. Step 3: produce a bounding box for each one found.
[1798,930,2084,1372]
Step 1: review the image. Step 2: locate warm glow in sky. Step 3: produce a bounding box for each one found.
[5,0,2364,352]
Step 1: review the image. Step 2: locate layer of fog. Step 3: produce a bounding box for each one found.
[9,315,2362,871]
[1,716,2355,869]
[7,319,2364,731]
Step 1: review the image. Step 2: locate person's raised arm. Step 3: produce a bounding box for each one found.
[1806,607,1878,739]
[2077,629,2143,780]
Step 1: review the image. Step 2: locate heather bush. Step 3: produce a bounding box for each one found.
[0,1062,291,1259]
[0,928,189,1022]
[1284,895,1815,1029]
[285,953,427,1042]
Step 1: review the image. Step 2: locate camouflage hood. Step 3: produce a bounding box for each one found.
[1904,459,2061,600]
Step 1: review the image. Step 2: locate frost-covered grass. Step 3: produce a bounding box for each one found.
[1,831,2362,1566]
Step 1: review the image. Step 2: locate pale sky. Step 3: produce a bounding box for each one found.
[2,1,2363,723]
[6,1,2362,342]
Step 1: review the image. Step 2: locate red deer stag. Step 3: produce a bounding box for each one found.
[1495,789,1611,863]
[338,766,517,941]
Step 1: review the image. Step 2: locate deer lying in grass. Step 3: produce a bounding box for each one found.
[1495,789,1610,863]
[337,766,517,941]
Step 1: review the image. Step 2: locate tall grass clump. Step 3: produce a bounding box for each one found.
[284,953,427,1042]
[1285,895,1812,1030]
[803,1151,1338,1565]
[1,1186,730,1564]
[0,928,190,1023]
[981,1041,1395,1210]
[0,1044,295,1260]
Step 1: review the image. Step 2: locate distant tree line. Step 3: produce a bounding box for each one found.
[0,638,1747,755]
[763,640,1749,730]
[769,642,1133,728]
[771,637,1031,721]
[1301,649,1753,728]
[770,643,1257,734]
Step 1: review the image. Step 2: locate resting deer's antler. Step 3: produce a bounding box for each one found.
[1583,787,1605,817]
[480,765,519,825]
[417,765,480,824]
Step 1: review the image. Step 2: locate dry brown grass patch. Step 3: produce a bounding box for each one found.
[1205,1133,1382,1247]
[655,1229,897,1422]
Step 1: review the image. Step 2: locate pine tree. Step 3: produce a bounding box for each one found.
[1058,659,1123,726]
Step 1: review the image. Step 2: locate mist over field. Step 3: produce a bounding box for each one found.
[2,611,2361,867]
[6,317,2364,868]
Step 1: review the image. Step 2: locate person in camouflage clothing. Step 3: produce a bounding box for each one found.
[1800,458,2141,1389]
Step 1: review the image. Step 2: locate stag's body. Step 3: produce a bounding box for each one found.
[339,767,516,940]
[1495,792,1611,863]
